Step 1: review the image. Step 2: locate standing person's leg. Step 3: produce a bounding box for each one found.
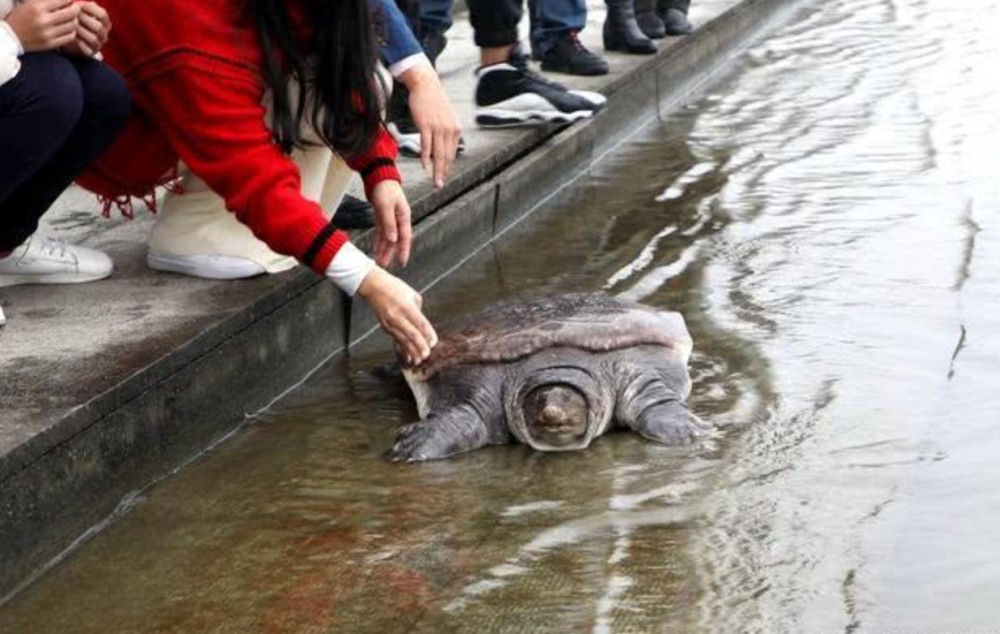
[529,0,608,76]
[658,0,693,35]
[469,0,605,126]
[634,0,667,39]
[466,0,522,57]
[604,0,657,54]
[419,0,454,61]
[0,54,129,290]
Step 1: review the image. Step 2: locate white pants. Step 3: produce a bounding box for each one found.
[147,141,356,274]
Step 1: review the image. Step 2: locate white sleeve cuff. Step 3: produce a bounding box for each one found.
[389,53,431,79]
[325,241,376,297]
[0,20,22,87]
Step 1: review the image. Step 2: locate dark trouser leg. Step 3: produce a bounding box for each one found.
[0,54,130,252]
[466,0,523,48]
[420,0,455,39]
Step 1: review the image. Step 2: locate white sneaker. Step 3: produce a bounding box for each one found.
[146,251,267,280]
[387,121,422,157]
[0,235,113,287]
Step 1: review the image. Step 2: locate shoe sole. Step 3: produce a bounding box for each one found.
[539,62,610,77]
[476,108,593,128]
[0,269,112,287]
[147,253,266,280]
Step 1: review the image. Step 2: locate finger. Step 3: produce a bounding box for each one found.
[419,128,432,175]
[76,24,101,50]
[406,302,438,349]
[433,133,448,189]
[38,0,73,11]
[383,323,418,365]
[386,317,424,364]
[78,12,102,34]
[73,38,95,56]
[381,205,398,244]
[397,317,430,361]
[374,232,389,268]
[400,304,435,358]
[82,2,109,23]
[397,204,412,267]
[51,29,78,49]
[49,3,81,25]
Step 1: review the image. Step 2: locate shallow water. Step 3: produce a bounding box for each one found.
[3,0,1000,630]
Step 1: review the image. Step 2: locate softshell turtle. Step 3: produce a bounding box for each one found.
[390,293,704,461]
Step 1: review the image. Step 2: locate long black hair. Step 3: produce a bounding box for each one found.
[248,0,387,156]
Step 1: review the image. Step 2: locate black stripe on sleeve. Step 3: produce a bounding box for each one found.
[303,221,338,268]
[359,158,396,180]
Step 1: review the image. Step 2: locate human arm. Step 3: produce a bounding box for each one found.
[134,62,436,360]
[370,0,461,189]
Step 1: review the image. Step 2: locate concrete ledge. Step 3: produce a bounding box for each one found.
[0,0,799,599]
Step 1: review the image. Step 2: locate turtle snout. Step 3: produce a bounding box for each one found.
[523,385,589,448]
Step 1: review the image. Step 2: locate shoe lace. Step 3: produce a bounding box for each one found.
[567,31,587,53]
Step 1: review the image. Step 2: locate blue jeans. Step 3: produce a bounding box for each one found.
[529,0,587,58]
[420,0,455,38]
[0,53,130,251]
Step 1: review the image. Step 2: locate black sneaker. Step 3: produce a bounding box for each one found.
[510,46,608,110]
[332,194,376,230]
[540,31,610,77]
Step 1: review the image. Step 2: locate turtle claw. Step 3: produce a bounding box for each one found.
[389,421,445,462]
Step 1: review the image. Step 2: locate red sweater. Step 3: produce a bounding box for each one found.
[78,0,401,274]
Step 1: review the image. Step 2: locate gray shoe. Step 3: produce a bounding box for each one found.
[660,7,693,35]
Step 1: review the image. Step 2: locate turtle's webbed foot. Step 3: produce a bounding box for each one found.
[389,406,495,462]
[631,401,709,446]
[389,421,450,462]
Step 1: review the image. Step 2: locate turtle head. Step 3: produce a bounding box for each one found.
[506,359,613,452]
[522,384,589,449]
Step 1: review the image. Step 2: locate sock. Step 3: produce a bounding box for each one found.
[0,249,12,259]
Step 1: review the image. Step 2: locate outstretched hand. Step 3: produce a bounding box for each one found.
[369,179,412,269]
[401,63,461,189]
[357,267,438,365]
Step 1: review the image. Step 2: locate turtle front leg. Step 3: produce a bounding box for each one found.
[616,369,706,445]
[390,405,510,462]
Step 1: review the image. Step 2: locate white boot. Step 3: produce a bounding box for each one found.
[147,169,297,280]
[0,235,113,287]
